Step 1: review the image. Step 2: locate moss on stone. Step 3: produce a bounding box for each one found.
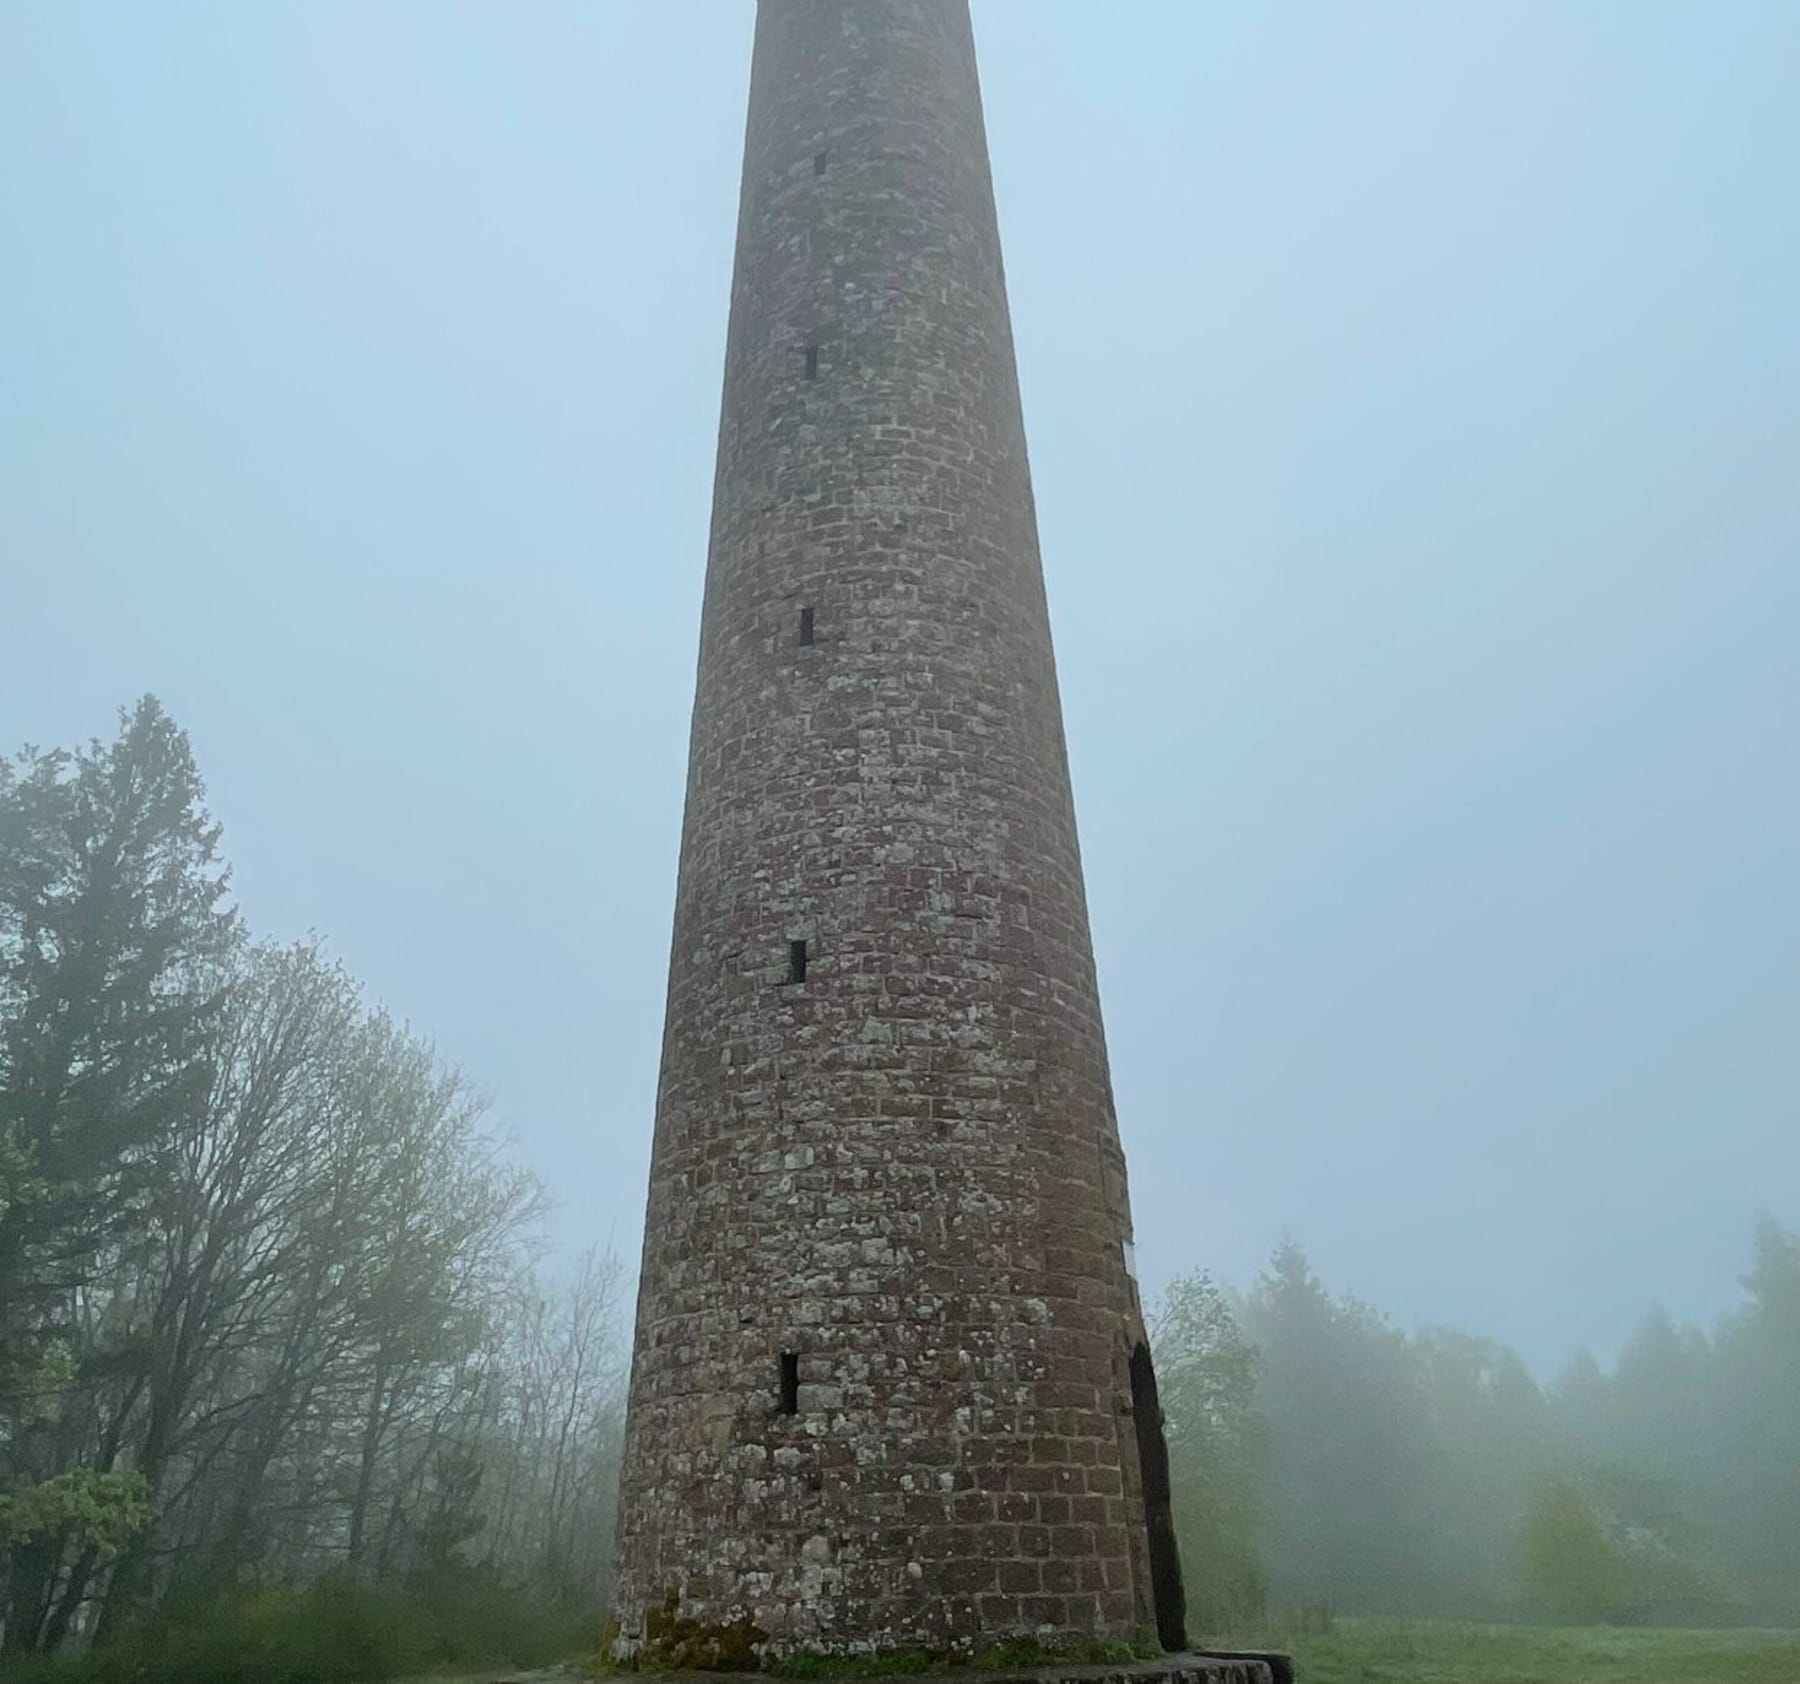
[606,1591,768,1672]
[598,1605,1167,1680]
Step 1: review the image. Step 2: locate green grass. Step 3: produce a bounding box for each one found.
[1229,1620,1800,1684]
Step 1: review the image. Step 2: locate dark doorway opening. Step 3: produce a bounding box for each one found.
[1130,1342,1189,1652]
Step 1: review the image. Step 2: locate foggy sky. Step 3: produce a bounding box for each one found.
[4,1,1796,1374]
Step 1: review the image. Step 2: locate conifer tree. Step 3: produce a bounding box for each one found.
[0,698,239,1649]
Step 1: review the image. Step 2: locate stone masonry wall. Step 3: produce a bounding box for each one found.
[615,0,1164,1654]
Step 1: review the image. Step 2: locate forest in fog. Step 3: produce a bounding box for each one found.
[0,703,624,1670]
[1,702,1795,1674]
[1158,1225,1800,1637]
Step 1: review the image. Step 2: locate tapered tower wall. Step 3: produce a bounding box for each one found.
[615,0,1174,1654]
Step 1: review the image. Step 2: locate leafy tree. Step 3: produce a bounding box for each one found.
[1154,1271,1266,1636]
[1522,1477,1632,1623]
[0,1469,149,1555]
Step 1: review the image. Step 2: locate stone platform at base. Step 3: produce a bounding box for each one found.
[636,1657,1295,1684]
[923,1657,1295,1684]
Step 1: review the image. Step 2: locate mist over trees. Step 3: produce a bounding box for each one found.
[4,701,1794,1670]
[0,701,627,1664]
[1158,1225,1800,1637]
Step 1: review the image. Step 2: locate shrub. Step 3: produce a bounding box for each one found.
[0,1572,598,1684]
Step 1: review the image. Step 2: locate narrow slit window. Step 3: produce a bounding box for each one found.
[814,150,829,177]
[799,606,815,646]
[804,344,820,381]
[787,940,809,985]
[779,1352,800,1415]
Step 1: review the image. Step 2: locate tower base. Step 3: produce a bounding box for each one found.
[613,1657,1294,1684]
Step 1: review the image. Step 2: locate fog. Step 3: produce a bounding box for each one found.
[4,10,1796,1651]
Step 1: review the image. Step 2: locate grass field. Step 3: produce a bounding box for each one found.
[1239,1621,1800,1683]
[390,1625,1800,1684]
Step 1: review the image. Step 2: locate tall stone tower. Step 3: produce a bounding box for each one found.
[615,0,1184,1658]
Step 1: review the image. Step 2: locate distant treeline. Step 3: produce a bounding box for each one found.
[0,701,625,1673]
[1160,1225,1800,1637]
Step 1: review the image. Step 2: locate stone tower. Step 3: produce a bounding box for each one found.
[615,0,1184,1658]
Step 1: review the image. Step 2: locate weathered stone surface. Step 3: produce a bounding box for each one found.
[632,1664,1289,1684]
[614,0,1174,1655]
